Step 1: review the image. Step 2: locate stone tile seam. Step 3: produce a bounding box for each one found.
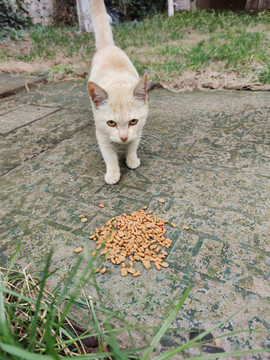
[0,123,92,178]
[0,78,47,99]
[0,104,24,117]
[0,108,61,136]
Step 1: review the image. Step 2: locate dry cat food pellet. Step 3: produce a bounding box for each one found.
[78,214,85,218]
[161,262,169,268]
[158,199,165,203]
[88,208,173,277]
[98,204,105,208]
[75,247,83,253]
[128,267,136,274]
[100,267,107,274]
[171,222,177,228]
[81,218,88,223]
[121,268,128,277]
[182,226,190,230]
[214,339,222,347]
[163,210,167,214]
[142,260,151,269]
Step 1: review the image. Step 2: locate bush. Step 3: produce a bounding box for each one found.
[111,0,167,20]
[53,0,78,26]
[0,0,31,43]
[0,0,31,30]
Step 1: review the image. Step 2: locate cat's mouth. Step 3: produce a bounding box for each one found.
[111,136,136,144]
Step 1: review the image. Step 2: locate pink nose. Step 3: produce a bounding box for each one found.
[120,137,128,142]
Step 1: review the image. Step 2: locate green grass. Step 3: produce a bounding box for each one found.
[0,10,270,86]
[114,10,270,47]
[0,244,269,359]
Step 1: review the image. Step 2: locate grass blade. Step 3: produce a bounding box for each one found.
[0,341,55,360]
[142,285,192,360]
[4,241,21,282]
[105,325,131,360]
[28,250,53,352]
[152,309,242,360]
[0,274,15,348]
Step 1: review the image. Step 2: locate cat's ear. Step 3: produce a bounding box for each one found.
[88,82,108,108]
[133,74,147,103]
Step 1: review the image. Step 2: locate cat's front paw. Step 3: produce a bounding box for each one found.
[105,170,121,185]
[126,156,140,169]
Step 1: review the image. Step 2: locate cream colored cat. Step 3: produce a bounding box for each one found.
[88,0,148,184]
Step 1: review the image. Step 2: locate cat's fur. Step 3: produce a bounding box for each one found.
[88,0,148,184]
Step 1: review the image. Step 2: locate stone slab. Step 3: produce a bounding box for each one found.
[0,80,269,358]
[0,73,46,98]
[0,104,59,134]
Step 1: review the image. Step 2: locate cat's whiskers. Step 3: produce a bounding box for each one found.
[141,131,162,143]
[138,138,156,151]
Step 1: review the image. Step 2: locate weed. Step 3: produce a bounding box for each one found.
[0,245,269,359]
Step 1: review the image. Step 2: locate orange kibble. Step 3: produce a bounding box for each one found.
[87,208,173,277]
[142,260,151,269]
[161,262,169,268]
[158,199,165,203]
[128,267,136,274]
[75,247,83,253]
[171,222,177,228]
[121,268,128,277]
[182,226,190,230]
[98,204,105,208]
[100,267,107,274]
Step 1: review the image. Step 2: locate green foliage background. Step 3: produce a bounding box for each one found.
[111,0,167,20]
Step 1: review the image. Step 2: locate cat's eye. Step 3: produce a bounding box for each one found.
[129,119,138,126]
[107,120,116,127]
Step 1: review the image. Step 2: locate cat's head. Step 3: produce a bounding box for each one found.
[88,75,148,144]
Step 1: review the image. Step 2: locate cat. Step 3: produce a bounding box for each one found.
[88,0,148,185]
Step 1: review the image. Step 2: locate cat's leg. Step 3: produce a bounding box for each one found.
[97,132,120,184]
[126,134,141,169]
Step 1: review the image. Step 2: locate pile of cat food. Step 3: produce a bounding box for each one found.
[87,205,176,277]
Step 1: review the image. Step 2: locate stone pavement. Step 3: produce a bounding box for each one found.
[0,76,269,358]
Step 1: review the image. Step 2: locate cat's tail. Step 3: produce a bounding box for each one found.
[89,0,114,50]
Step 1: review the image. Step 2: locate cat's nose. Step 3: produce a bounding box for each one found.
[120,137,128,142]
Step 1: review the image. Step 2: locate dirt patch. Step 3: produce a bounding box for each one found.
[160,68,270,91]
[0,37,32,57]
[0,58,89,80]
[248,23,270,40]
[0,61,49,74]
